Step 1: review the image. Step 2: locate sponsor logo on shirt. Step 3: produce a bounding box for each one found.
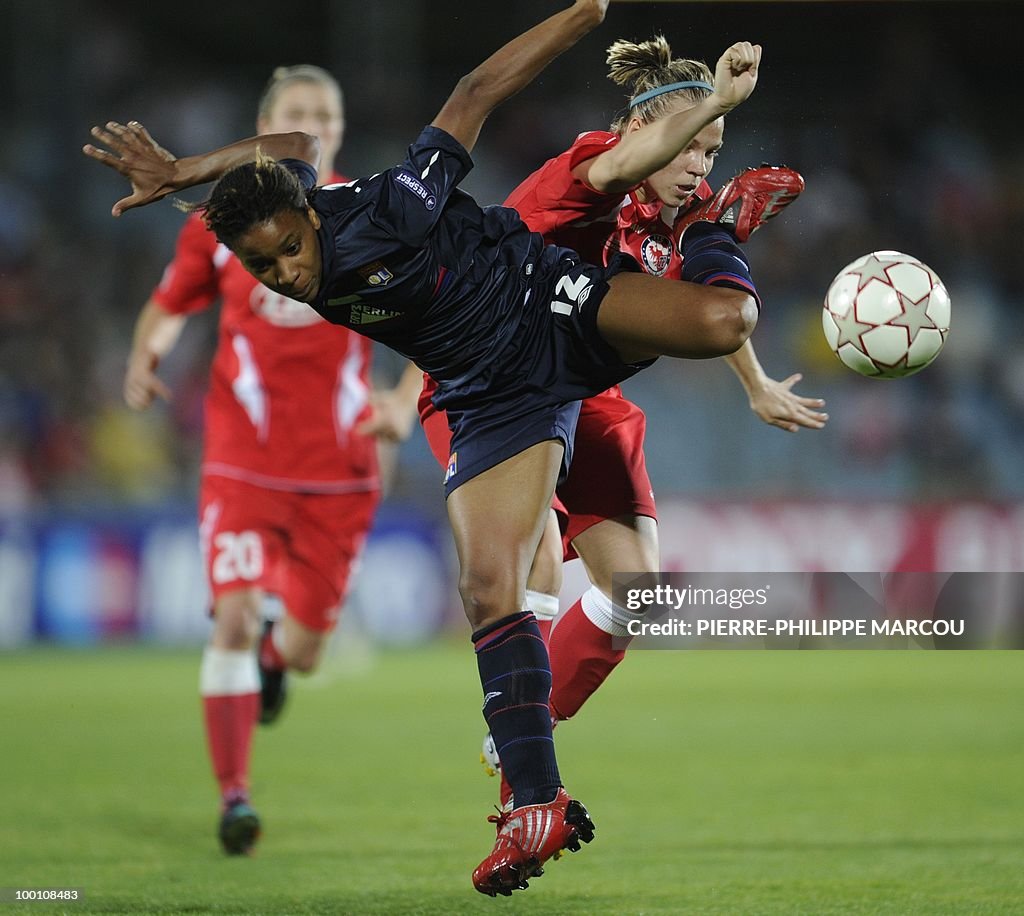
[357,260,394,287]
[394,170,437,210]
[444,450,458,484]
[640,233,673,277]
[348,302,402,325]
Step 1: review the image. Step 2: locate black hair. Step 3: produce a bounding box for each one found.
[182,151,309,248]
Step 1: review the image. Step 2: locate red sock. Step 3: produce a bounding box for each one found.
[200,648,261,804]
[536,618,554,643]
[547,594,626,721]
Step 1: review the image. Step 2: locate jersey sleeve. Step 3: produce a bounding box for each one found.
[151,214,222,315]
[372,125,474,246]
[503,131,627,236]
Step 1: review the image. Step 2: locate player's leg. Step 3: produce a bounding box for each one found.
[201,585,264,855]
[600,165,805,364]
[551,514,658,720]
[264,614,328,673]
[422,381,563,641]
[447,440,594,894]
[525,508,563,641]
[541,390,658,721]
[258,488,378,715]
[597,224,760,364]
[481,508,563,791]
[198,477,293,854]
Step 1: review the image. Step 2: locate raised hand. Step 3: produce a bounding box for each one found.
[710,41,762,113]
[748,373,828,433]
[123,350,172,411]
[355,390,418,442]
[83,121,178,216]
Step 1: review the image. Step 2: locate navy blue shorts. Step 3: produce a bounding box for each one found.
[441,254,651,496]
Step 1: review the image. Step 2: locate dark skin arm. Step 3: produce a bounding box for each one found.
[83,122,319,216]
[432,0,609,153]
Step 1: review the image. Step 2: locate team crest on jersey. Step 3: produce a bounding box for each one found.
[349,302,402,325]
[357,260,393,287]
[640,234,673,277]
[444,451,458,484]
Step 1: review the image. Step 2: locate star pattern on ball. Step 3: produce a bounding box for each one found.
[831,306,874,347]
[850,253,895,291]
[890,291,939,342]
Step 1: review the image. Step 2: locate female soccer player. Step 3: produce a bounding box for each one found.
[121,65,414,857]
[85,0,767,895]
[417,33,825,805]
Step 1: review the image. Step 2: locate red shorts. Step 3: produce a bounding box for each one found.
[418,379,656,561]
[198,474,380,632]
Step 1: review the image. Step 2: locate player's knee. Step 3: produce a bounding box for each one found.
[212,592,262,649]
[698,290,758,357]
[458,566,521,629]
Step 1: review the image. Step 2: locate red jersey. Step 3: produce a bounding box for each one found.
[503,130,711,279]
[421,131,712,405]
[152,200,379,494]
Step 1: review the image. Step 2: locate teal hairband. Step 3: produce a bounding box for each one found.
[629,80,714,109]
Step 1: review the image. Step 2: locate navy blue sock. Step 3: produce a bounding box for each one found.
[680,221,761,309]
[472,611,561,808]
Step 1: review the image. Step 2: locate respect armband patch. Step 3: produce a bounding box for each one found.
[393,170,437,211]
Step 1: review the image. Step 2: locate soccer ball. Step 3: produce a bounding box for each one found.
[822,250,951,378]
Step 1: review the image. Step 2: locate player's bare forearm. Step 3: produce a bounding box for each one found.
[131,298,186,360]
[587,97,733,193]
[84,121,319,216]
[357,363,425,442]
[725,341,828,432]
[432,0,609,152]
[174,132,320,187]
[124,299,184,409]
[723,339,768,392]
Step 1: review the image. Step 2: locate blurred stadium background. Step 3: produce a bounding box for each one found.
[2,0,1022,644]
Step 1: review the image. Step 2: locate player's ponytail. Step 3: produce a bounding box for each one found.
[607,35,714,133]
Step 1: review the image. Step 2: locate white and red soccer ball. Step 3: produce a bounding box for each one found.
[822,250,951,378]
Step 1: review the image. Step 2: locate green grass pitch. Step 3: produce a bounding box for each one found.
[1,642,1022,914]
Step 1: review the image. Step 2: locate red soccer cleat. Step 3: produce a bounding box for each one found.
[471,788,596,896]
[674,165,804,244]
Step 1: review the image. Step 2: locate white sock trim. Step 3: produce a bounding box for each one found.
[200,647,260,696]
[525,590,559,621]
[580,586,645,639]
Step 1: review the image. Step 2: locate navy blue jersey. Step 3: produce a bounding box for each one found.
[284,125,649,493]
[294,126,584,400]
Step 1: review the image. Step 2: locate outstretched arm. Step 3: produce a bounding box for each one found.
[725,340,828,432]
[123,298,186,410]
[582,41,762,193]
[356,362,424,442]
[432,0,609,153]
[83,121,320,216]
